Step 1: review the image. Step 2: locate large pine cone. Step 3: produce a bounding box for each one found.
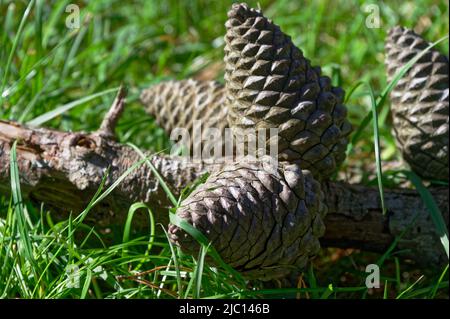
[224,3,352,180]
[168,159,327,280]
[140,79,228,153]
[385,26,449,181]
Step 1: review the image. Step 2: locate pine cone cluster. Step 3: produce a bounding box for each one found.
[224,3,352,180]
[141,4,448,281]
[168,160,327,280]
[140,3,353,280]
[385,26,449,181]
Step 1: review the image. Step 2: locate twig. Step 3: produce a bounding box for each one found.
[97,85,127,139]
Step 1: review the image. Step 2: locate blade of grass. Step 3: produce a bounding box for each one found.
[27,87,119,127]
[42,0,71,47]
[430,264,448,299]
[18,72,53,123]
[394,257,401,293]
[307,264,319,299]
[80,269,92,299]
[183,268,195,299]
[1,197,16,279]
[30,236,68,298]
[72,154,153,227]
[3,27,80,101]
[1,3,16,62]
[320,284,334,299]
[32,0,44,96]
[396,275,424,299]
[127,142,177,206]
[10,141,39,274]
[344,81,365,103]
[0,0,36,111]
[383,280,389,299]
[79,225,106,249]
[193,243,208,299]
[160,226,183,298]
[60,15,90,82]
[368,83,386,215]
[122,202,155,259]
[178,172,210,206]
[67,212,74,263]
[400,281,448,299]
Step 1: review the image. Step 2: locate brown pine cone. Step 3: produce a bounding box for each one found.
[224,3,352,180]
[168,159,327,280]
[140,79,228,153]
[385,26,449,181]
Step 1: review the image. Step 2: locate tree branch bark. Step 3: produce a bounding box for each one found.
[0,120,448,268]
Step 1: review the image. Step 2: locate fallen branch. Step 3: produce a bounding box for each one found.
[0,119,447,268]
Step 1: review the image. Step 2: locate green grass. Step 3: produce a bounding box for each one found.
[0,0,449,299]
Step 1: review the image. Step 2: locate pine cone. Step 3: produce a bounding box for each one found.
[140,79,229,153]
[385,26,449,181]
[224,3,352,180]
[168,159,327,280]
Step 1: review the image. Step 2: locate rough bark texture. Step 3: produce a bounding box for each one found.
[321,181,448,267]
[385,26,449,181]
[0,120,447,269]
[224,3,352,180]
